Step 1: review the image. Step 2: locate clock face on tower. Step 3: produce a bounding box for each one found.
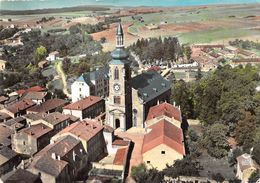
[113,83,120,92]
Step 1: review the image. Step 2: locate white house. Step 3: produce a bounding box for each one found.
[46,51,59,62]
[71,67,109,102]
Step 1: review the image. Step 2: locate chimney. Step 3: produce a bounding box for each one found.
[51,153,56,160]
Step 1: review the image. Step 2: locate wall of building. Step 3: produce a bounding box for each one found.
[142,144,183,171]
[71,82,90,102]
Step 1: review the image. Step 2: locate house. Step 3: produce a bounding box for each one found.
[29,135,88,183]
[0,125,13,147]
[51,119,106,162]
[71,67,109,102]
[15,86,45,97]
[12,123,53,156]
[236,153,259,182]
[142,119,185,170]
[0,96,8,105]
[38,60,49,69]
[29,112,72,133]
[0,60,7,71]
[2,117,26,132]
[22,92,50,104]
[0,168,42,183]
[26,99,68,114]
[0,112,12,123]
[1,100,36,118]
[0,147,20,176]
[63,96,105,120]
[46,51,59,62]
[89,140,131,181]
[145,102,182,128]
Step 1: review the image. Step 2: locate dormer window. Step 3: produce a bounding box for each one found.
[114,67,119,80]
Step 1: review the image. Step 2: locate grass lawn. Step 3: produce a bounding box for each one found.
[178,28,258,44]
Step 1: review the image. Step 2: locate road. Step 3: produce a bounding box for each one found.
[55,61,71,98]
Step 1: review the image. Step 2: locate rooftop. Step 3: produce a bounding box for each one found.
[23,91,48,100]
[27,99,67,113]
[0,146,17,165]
[142,119,185,155]
[63,96,102,111]
[16,86,45,96]
[146,102,182,122]
[5,99,35,114]
[0,125,12,146]
[237,153,258,172]
[76,66,109,86]
[42,112,70,126]
[33,155,68,177]
[1,168,40,183]
[22,123,52,139]
[55,119,103,142]
[31,136,80,177]
[0,112,12,121]
[132,70,171,103]
[113,147,127,165]
[0,96,9,103]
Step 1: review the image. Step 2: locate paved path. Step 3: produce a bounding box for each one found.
[55,61,71,98]
[115,128,145,183]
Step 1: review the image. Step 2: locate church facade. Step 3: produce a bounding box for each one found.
[71,23,171,131]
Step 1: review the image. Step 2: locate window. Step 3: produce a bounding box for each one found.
[79,88,81,92]
[146,161,150,164]
[114,67,119,80]
[114,96,121,104]
[161,151,165,154]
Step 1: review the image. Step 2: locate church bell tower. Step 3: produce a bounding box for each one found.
[105,23,133,131]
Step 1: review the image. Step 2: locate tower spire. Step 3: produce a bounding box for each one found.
[116,23,124,48]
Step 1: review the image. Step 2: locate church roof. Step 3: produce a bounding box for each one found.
[111,48,129,61]
[76,66,109,86]
[132,70,171,103]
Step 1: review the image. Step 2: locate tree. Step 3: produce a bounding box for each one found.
[202,123,229,158]
[212,173,225,183]
[171,80,194,118]
[163,157,200,178]
[235,111,256,150]
[131,164,164,183]
[34,46,47,64]
[252,142,260,165]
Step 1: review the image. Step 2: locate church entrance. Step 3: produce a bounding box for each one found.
[115,119,120,128]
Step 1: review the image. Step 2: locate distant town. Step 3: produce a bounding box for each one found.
[0,4,260,183]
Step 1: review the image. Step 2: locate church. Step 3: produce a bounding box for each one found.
[71,24,171,130]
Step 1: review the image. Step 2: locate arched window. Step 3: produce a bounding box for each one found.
[114,67,119,80]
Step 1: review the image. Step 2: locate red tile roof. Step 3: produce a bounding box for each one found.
[55,119,103,142]
[22,124,52,139]
[146,102,181,122]
[23,92,48,100]
[142,119,185,155]
[112,136,130,146]
[16,86,45,96]
[63,96,102,111]
[113,148,127,165]
[6,100,35,114]
[27,99,67,113]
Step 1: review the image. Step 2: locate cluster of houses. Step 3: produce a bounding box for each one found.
[0,82,186,182]
[191,44,259,72]
[0,23,259,183]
